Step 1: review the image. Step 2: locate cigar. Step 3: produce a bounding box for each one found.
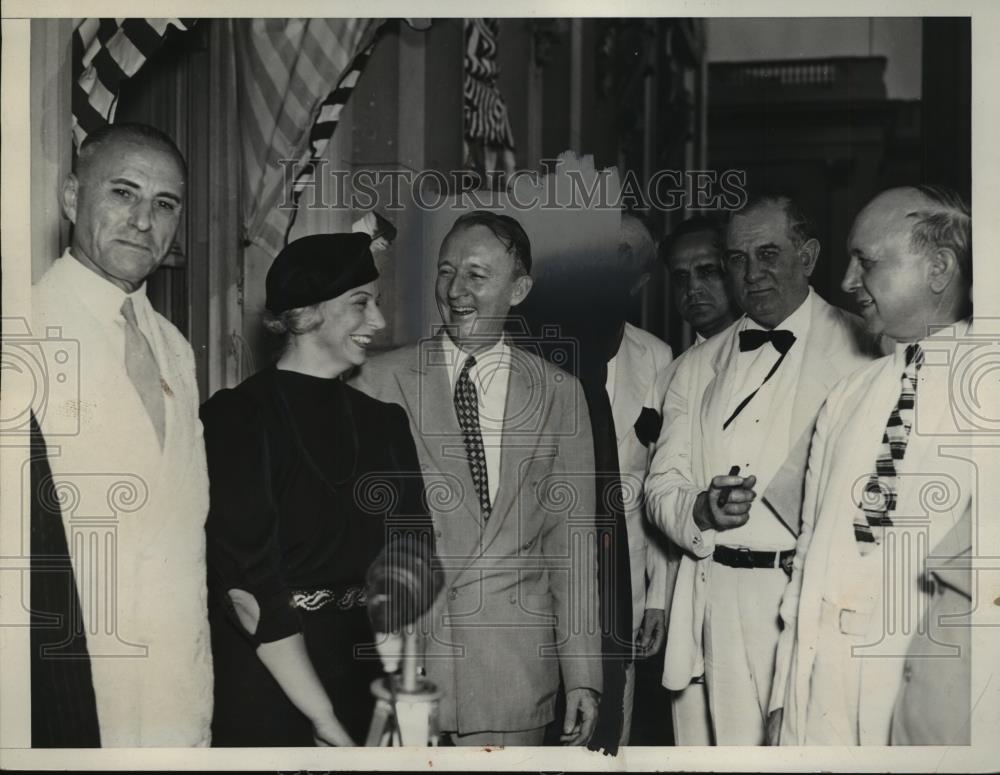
[717,465,742,508]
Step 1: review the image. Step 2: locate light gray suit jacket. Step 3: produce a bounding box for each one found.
[351,334,602,734]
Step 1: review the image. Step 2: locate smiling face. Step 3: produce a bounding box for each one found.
[435,223,532,352]
[62,139,185,293]
[309,280,386,374]
[843,190,940,342]
[667,229,736,338]
[724,202,817,329]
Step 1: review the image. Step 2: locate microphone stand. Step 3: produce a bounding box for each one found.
[365,626,441,746]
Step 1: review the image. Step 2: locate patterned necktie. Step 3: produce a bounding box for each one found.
[121,298,166,449]
[854,343,924,554]
[454,355,491,522]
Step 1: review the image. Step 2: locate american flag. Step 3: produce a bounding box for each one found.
[234,18,383,255]
[72,18,196,148]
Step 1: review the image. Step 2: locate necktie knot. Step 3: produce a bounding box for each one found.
[121,297,138,325]
[739,328,796,355]
[904,343,924,370]
[460,354,477,376]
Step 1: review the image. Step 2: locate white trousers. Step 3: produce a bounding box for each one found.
[703,563,788,745]
[670,680,713,745]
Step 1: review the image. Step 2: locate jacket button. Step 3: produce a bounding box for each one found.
[522,540,533,551]
[448,588,458,601]
[693,535,700,544]
[509,594,517,604]
[903,663,913,682]
[435,529,443,539]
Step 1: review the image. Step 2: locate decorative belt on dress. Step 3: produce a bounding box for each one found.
[291,584,368,611]
[712,545,795,578]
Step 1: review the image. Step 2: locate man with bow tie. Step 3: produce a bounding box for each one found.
[645,194,881,744]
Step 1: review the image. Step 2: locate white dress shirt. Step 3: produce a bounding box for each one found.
[441,333,511,506]
[61,251,161,375]
[706,290,814,550]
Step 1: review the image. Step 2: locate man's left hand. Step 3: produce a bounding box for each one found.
[637,608,666,657]
[560,687,599,745]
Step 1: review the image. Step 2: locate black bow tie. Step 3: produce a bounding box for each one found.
[739,328,796,355]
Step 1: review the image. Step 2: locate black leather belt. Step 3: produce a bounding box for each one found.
[713,545,795,578]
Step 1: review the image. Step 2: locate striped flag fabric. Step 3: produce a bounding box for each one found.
[234,18,382,256]
[463,18,516,174]
[72,18,196,148]
[281,37,380,244]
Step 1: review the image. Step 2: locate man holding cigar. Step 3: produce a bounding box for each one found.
[645,195,880,744]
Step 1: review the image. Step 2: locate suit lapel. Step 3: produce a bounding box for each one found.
[788,297,846,446]
[477,352,541,557]
[395,342,485,560]
[699,323,739,457]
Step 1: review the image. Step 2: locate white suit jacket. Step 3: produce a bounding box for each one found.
[645,293,878,689]
[32,254,212,746]
[772,323,981,744]
[611,323,674,634]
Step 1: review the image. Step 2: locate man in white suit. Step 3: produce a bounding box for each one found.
[655,215,740,745]
[606,214,674,743]
[645,195,879,744]
[769,185,977,745]
[31,123,212,746]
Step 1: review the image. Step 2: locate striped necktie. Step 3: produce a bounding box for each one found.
[121,298,166,449]
[454,355,491,522]
[854,343,924,554]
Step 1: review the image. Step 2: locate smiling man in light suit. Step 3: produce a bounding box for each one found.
[769,185,978,746]
[352,210,602,746]
[645,194,881,744]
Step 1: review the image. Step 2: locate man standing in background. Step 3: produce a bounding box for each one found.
[604,213,674,744]
[653,214,741,745]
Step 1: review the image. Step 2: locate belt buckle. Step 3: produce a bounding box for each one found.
[735,546,754,568]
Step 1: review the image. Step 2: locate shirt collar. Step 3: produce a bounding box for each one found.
[61,250,149,324]
[440,331,510,392]
[892,317,972,369]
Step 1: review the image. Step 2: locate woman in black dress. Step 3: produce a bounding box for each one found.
[201,233,433,746]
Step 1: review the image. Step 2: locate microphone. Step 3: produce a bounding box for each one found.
[366,531,441,635]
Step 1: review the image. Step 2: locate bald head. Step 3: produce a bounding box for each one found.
[62,123,187,293]
[844,185,971,341]
[619,213,656,272]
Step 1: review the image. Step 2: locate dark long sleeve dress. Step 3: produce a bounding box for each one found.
[200,366,434,746]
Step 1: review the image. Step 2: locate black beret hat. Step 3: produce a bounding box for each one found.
[265,233,379,314]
